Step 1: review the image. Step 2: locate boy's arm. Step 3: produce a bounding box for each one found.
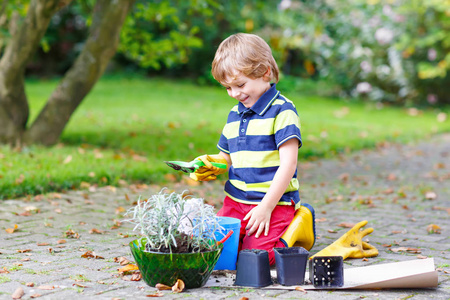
[244,138,299,238]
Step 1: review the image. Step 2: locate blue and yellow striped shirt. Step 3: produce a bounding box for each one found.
[217,84,302,210]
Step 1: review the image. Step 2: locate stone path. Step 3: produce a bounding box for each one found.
[1,134,449,299]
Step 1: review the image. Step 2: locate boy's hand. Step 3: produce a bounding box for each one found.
[189,154,228,181]
[243,204,273,238]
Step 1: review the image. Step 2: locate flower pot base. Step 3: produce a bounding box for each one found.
[130,239,222,289]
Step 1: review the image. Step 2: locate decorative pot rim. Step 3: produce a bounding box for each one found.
[129,238,223,255]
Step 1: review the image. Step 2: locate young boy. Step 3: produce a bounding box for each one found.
[190,33,315,265]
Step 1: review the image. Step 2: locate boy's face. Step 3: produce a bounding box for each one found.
[222,72,271,108]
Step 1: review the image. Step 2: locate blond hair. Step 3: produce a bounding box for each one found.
[212,33,279,85]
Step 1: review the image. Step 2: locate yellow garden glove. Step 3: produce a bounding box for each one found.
[311,220,378,260]
[189,154,228,181]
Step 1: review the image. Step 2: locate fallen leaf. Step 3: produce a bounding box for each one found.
[118,264,139,274]
[17,249,32,253]
[382,188,394,194]
[115,207,126,215]
[240,297,250,300]
[294,286,307,293]
[110,220,122,230]
[327,229,337,233]
[57,239,66,244]
[65,229,80,239]
[164,173,177,182]
[387,173,397,181]
[437,112,447,122]
[132,154,148,162]
[426,224,441,234]
[185,177,201,187]
[315,217,327,222]
[51,193,62,199]
[146,291,164,297]
[382,244,392,247]
[81,251,104,259]
[5,224,18,234]
[417,255,428,259]
[431,206,450,215]
[338,173,350,182]
[114,256,130,266]
[79,181,91,189]
[15,174,25,184]
[12,287,24,299]
[362,258,369,261]
[26,282,34,287]
[391,230,404,234]
[37,242,49,246]
[30,294,41,299]
[425,191,437,200]
[389,247,421,254]
[172,279,185,293]
[63,155,72,164]
[0,267,9,274]
[24,206,40,213]
[155,283,172,290]
[37,285,54,290]
[105,185,116,192]
[89,228,104,234]
[337,222,355,228]
[73,283,87,288]
[130,273,142,281]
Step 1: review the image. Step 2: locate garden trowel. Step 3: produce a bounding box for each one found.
[164,160,227,174]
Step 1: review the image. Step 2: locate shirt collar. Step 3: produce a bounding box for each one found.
[237,83,280,115]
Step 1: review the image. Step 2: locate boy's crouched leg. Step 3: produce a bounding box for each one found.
[241,205,294,265]
[280,203,316,251]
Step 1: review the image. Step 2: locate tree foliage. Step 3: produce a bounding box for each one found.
[265,0,450,106]
[0,0,222,146]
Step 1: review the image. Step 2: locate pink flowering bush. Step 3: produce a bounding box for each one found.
[269,0,449,106]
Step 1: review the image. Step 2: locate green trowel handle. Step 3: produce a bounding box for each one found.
[193,160,227,170]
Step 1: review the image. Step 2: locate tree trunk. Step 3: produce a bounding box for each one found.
[24,0,135,146]
[0,0,69,145]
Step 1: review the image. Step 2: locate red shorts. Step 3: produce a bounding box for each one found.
[217,196,295,265]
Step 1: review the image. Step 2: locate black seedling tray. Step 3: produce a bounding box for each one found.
[309,256,344,288]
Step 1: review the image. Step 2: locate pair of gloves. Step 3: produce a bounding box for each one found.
[189,154,228,181]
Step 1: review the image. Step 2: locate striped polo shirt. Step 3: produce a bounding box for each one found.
[217,84,302,210]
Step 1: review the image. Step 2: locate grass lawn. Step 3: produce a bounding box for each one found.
[0,76,448,199]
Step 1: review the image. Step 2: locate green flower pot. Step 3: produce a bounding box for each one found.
[129,238,223,289]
